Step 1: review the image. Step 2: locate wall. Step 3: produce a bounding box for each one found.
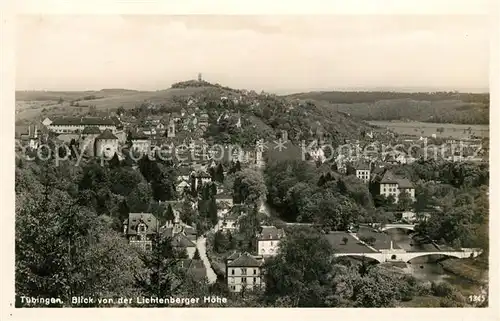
[95,139,119,158]
[227,267,262,293]
[258,240,280,256]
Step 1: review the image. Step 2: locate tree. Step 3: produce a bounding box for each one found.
[342,236,349,245]
[193,248,201,260]
[213,230,231,253]
[208,198,218,227]
[233,168,267,206]
[215,163,225,183]
[136,233,187,304]
[262,227,335,307]
[126,182,152,213]
[16,183,144,307]
[236,205,263,252]
[180,200,195,226]
[397,190,414,211]
[117,106,125,116]
[109,167,143,196]
[166,204,175,223]
[360,236,376,246]
[109,153,121,168]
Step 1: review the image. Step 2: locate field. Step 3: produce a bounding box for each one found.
[15,87,223,124]
[368,121,489,139]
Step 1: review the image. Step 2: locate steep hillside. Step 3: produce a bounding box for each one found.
[287,91,489,125]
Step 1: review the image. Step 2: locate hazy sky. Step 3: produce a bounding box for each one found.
[16,15,490,93]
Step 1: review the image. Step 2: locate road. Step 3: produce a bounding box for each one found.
[196,236,217,284]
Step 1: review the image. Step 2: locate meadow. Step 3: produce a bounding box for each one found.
[368,120,489,139]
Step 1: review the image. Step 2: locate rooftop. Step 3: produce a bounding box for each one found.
[227,252,263,267]
[82,126,102,135]
[96,129,118,140]
[51,116,118,126]
[257,226,285,241]
[172,233,196,248]
[379,170,414,188]
[124,213,159,235]
[179,259,207,281]
[354,160,371,170]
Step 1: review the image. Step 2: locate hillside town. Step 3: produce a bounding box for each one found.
[15,78,489,308]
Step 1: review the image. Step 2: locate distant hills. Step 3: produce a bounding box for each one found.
[286,91,489,125]
[15,81,375,147]
[15,83,489,146]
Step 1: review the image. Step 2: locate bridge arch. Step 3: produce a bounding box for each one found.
[335,254,382,263]
[405,252,463,263]
[380,224,416,232]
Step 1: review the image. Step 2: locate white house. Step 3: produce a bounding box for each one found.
[48,116,119,134]
[349,161,371,183]
[95,129,119,158]
[379,170,416,203]
[130,132,151,155]
[257,226,285,257]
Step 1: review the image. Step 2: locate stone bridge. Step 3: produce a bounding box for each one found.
[379,223,416,232]
[334,248,482,263]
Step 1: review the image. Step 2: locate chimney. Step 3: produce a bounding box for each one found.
[34,125,38,138]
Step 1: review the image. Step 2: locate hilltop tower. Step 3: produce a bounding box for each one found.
[198,73,202,82]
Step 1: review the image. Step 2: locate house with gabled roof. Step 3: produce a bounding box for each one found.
[171,232,197,258]
[218,205,244,232]
[257,226,285,257]
[48,116,119,134]
[226,252,264,293]
[377,170,415,203]
[95,129,119,158]
[129,131,151,155]
[123,213,160,251]
[179,259,207,282]
[347,160,371,183]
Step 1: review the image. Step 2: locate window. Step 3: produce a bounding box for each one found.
[253,277,257,284]
[230,277,235,284]
[253,269,257,275]
[270,241,274,246]
[231,269,235,275]
[230,286,236,291]
[241,269,247,275]
[242,277,247,283]
[138,224,146,233]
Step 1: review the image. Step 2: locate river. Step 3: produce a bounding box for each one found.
[385,229,482,293]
